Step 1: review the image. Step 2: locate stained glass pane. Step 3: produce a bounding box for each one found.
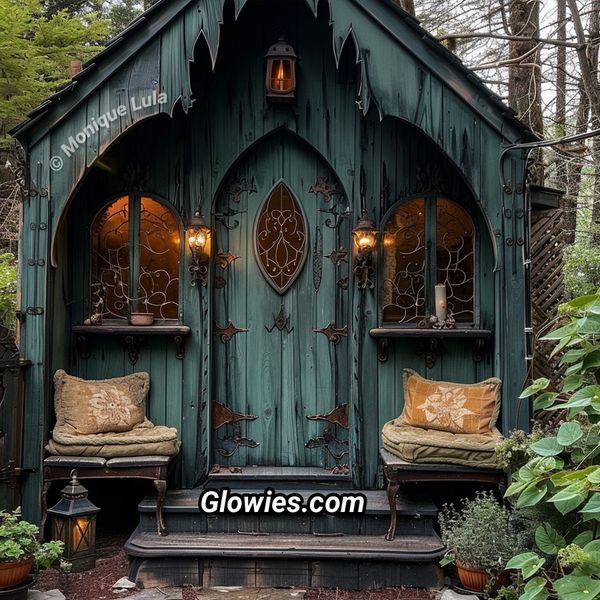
[382,198,426,323]
[91,196,130,320]
[436,198,475,322]
[255,182,307,294]
[137,197,180,320]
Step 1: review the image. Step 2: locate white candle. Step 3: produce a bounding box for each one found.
[435,284,447,321]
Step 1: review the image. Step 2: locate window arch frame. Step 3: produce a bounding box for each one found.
[380,193,479,327]
[89,191,184,324]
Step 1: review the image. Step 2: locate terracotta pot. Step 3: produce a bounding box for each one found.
[456,560,489,592]
[0,557,33,590]
[129,312,154,326]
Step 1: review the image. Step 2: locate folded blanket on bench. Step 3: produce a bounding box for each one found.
[46,418,181,457]
[381,417,502,469]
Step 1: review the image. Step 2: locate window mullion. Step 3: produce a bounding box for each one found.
[425,195,437,316]
[129,194,141,316]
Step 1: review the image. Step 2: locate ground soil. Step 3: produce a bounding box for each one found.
[34,533,436,600]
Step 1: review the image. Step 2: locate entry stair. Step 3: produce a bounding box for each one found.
[125,467,445,590]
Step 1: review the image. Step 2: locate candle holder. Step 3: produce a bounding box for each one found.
[417,315,457,330]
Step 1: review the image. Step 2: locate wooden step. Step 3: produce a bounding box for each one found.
[125,530,445,589]
[126,531,445,560]
[139,488,437,516]
[207,466,353,489]
[137,488,438,537]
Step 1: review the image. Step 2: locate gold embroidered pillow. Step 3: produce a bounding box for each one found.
[53,370,149,435]
[400,369,501,435]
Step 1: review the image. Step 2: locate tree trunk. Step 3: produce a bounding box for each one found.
[393,0,416,16]
[508,0,544,183]
[590,0,600,245]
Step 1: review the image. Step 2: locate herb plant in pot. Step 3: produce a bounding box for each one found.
[0,508,64,589]
[439,491,528,593]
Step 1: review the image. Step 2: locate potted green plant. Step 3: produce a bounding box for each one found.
[439,491,529,592]
[0,508,64,590]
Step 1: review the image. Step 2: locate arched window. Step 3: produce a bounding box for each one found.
[382,197,475,324]
[90,195,181,321]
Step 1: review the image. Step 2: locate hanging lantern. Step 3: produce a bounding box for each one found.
[187,210,212,287]
[47,470,100,572]
[352,210,378,289]
[265,37,297,101]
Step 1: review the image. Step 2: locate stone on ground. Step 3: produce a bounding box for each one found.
[113,576,137,590]
[437,589,480,600]
[125,588,183,600]
[28,591,66,600]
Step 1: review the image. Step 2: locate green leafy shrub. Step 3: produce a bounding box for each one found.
[0,508,63,569]
[0,252,17,329]
[563,243,600,300]
[439,491,531,579]
[501,291,600,600]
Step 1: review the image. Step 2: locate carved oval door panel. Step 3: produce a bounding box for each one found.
[255,181,308,294]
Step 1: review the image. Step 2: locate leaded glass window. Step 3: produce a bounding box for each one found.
[383,196,475,324]
[91,195,181,321]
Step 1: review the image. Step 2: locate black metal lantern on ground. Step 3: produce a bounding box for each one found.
[47,470,100,572]
[265,37,297,101]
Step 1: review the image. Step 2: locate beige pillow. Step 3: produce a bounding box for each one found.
[53,370,149,435]
[400,369,501,435]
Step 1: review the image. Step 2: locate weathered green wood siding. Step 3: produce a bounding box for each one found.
[16,0,529,517]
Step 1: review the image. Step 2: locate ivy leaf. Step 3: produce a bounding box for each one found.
[520,378,550,399]
[562,374,585,393]
[557,422,583,447]
[587,468,600,484]
[521,576,549,600]
[549,482,588,515]
[572,531,594,547]
[583,350,600,371]
[566,295,599,309]
[535,523,566,555]
[580,493,600,521]
[534,392,559,411]
[553,574,600,600]
[530,437,563,457]
[506,552,545,579]
[562,386,600,409]
[543,322,577,340]
[518,483,548,509]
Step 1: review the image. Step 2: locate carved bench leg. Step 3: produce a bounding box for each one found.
[385,480,400,541]
[40,480,51,538]
[153,479,167,536]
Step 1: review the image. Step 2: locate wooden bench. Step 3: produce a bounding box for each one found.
[380,448,506,541]
[42,455,175,536]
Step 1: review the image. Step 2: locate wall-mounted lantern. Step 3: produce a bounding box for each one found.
[47,470,100,573]
[352,210,378,289]
[265,37,297,101]
[187,210,212,287]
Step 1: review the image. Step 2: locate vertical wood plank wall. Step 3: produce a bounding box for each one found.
[17,0,528,517]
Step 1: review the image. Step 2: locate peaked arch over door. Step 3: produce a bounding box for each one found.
[212,132,351,468]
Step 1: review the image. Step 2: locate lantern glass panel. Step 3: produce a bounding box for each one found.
[269,59,293,93]
[72,517,90,552]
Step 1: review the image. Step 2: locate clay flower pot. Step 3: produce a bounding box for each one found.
[0,556,34,590]
[129,312,154,326]
[456,560,489,592]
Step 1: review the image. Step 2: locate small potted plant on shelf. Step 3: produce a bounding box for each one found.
[0,508,64,590]
[439,491,529,593]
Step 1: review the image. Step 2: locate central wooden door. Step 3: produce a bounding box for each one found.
[212,133,351,468]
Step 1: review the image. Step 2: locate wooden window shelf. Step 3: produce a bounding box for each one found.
[72,324,190,365]
[369,327,493,366]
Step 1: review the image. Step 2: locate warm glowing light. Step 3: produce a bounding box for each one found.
[435,283,447,321]
[276,61,285,90]
[72,517,89,551]
[357,234,376,251]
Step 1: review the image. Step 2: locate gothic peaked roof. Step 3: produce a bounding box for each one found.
[11,0,531,144]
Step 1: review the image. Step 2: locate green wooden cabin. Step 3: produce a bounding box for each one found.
[11,0,537,587]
